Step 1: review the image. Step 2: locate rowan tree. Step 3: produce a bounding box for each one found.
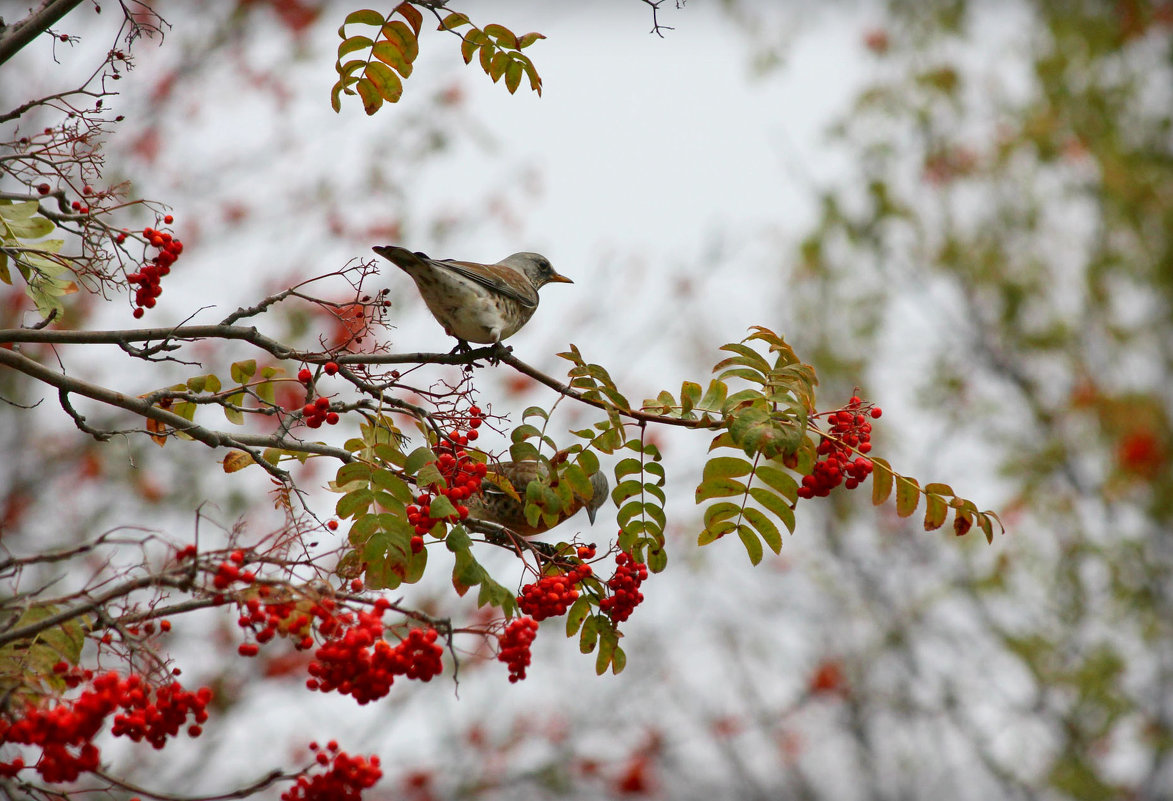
[6,1,1159,800]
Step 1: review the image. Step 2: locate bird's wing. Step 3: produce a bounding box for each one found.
[435,260,539,308]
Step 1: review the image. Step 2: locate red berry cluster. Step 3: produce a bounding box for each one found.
[497,616,539,683]
[517,563,593,621]
[212,549,257,590]
[301,396,339,429]
[798,395,882,499]
[283,742,382,801]
[296,367,341,428]
[0,670,211,783]
[127,221,183,319]
[599,551,648,624]
[406,409,488,554]
[306,599,443,704]
[236,588,316,657]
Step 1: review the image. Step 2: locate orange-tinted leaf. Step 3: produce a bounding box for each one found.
[393,1,422,35]
[380,20,419,61]
[924,491,947,530]
[355,78,384,114]
[517,31,546,48]
[222,450,254,473]
[364,61,403,102]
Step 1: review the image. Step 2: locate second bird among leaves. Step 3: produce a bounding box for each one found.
[467,460,609,537]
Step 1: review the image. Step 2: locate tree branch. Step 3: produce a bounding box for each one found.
[0,0,84,67]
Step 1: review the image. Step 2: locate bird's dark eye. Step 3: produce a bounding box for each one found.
[540,260,551,273]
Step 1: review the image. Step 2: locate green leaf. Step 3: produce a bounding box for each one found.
[336,461,372,485]
[871,457,894,504]
[748,486,796,533]
[483,23,518,49]
[337,488,374,518]
[566,596,591,636]
[504,59,523,93]
[695,477,747,502]
[736,524,764,565]
[743,506,782,554]
[754,464,798,502]
[339,35,373,56]
[517,31,546,48]
[230,359,257,384]
[702,456,752,481]
[344,9,385,27]
[895,476,920,518]
[372,41,413,78]
[439,11,471,30]
[404,447,437,475]
[924,492,948,530]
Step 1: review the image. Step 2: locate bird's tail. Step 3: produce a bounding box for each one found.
[372,245,430,272]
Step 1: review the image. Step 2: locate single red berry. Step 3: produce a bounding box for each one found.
[325,412,340,425]
[324,361,339,376]
[870,407,882,419]
[163,214,174,224]
[327,519,339,531]
[133,307,145,319]
[36,183,50,195]
[314,396,330,410]
[71,200,81,210]
[297,368,312,383]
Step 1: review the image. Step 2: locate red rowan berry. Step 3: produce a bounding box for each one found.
[297,368,312,383]
[163,214,174,224]
[327,519,339,531]
[324,361,339,375]
[37,183,50,194]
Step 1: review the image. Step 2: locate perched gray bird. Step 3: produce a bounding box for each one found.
[465,460,608,537]
[372,245,572,345]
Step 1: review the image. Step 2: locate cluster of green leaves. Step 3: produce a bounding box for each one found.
[0,199,72,318]
[684,328,813,564]
[0,605,87,705]
[566,574,627,676]
[148,360,284,450]
[438,13,545,96]
[332,4,545,115]
[558,345,668,570]
[332,4,423,114]
[332,417,518,611]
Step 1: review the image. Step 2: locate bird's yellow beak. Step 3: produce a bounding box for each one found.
[547,272,573,284]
